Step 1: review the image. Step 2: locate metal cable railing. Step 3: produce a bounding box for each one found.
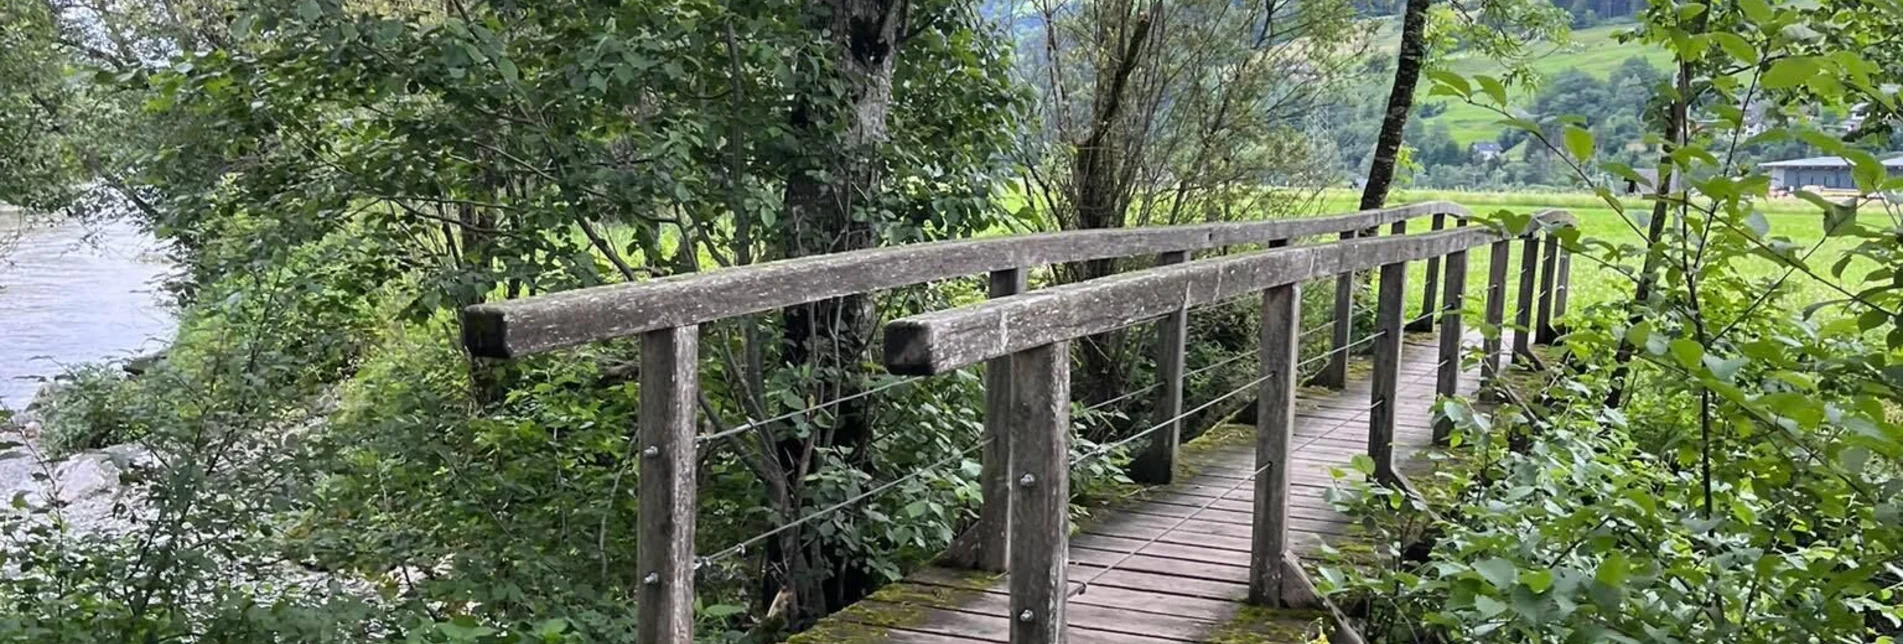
[696,375,926,445]
[1079,303,1368,417]
[695,434,992,567]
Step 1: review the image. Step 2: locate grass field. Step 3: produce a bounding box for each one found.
[1313,189,1874,324]
[1411,23,1667,146]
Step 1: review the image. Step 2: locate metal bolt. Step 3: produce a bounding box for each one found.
[1017,609,1035,623]
[643,446,660,458]
[1019,473,1036,487]
[643,573,660,586]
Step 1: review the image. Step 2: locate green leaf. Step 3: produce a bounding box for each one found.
[1669,338,1704,369]
[1594,551,1630,587]
[1562,126,1594,162]
[497,57,519,83]
[1523,569,1555,593]
[1712,33,1756,63]
[1349,453,1375,475]
[1762,57,1820,90]
[1744,211,1770,237]
[1426,69,1472,98]
[1702,354,1747,382]
[297,0,321,20]
[702,603,746,618]
[1474,557,1519,589]
[1739,0,1772,22]
[1474,595,1509,618]
[1475,75,1509,106]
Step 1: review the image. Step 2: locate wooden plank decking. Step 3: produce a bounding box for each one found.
[801,336,1491,643]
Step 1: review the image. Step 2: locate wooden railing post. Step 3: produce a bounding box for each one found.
[1554,248,1572,322]
[964,268,1025,572]
[1009,341,1071,644]
[1319,230,1357,388]
[637,326,698,644]
[1250,282,1300,606]
[1369,260,1406,485]
[1433,244,1468,445]
[1133,251,1189,484]
[1535,234,1560,345]
[1481,239,1511,403]
[1513,230,1541,364]
[1407,212,1446,332]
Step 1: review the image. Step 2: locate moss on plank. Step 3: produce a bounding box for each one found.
[784,572,993,643]
[1207,605,1331,644]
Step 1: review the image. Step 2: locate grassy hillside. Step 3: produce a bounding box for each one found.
[1417,23,1666,145]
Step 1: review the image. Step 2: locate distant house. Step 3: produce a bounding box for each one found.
[1470,142,1504,162]
[1760,156,1903,191]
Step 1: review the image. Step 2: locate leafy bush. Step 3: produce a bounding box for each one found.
[1317,311,1903,642]
[34,363,142,455]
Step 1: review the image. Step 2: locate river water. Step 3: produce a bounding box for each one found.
[0,209,176,410]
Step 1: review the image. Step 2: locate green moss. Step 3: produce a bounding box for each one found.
[785,571,998,643]
[1176,421,1258,479]
[1207,605,1331,644]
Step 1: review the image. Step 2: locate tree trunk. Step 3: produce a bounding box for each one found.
[769,0,904,627]
[1358,0,1432,210]
[1067,7,1155,408]
[1605,58,1691,408]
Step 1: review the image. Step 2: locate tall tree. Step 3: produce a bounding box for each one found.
[1018,0,1367,408]
[1357,0,1568,209]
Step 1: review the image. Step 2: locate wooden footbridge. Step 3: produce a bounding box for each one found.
[462,202,1573,643]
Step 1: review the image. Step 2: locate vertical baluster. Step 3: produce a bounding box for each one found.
[1434,244,1468,445]
[1319,230,1357,388]
[1554,245,1573,332]
[1250,282,1300,606]
[1536,234,1561,345]
[1009,341,1071,644]
[638,326,698,644]
[1408,213,1446,332]
[966,268,1025,572]
[1513,230,1541,364]
[1369,260,1406,485]
[1482,239,1511,403]
[1133,251,1189,484]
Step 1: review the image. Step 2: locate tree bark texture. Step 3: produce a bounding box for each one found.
[1358,0,1432,211]
[1067,7,1156,408]
[771,0,906,626]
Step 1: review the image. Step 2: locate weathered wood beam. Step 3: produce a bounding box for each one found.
[944,268,1025,572]
[1481,239,1511,404]
[1535,234,1560,344]
[1008,341,1070,644]
[884,222,1552,375]
[1369,262,1407,484]
[1316,229,1357,389]
[637,326,698,644]
[1513,232,1541,365]
[1131,251,1189,484]
[1249,283,1300,606]
[464,202,1471,358]
[1407,212,1446,332]
[1433,241,1468,445]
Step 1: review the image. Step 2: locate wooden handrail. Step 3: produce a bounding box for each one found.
[461,201,1470,358]
[882,213,1566,375]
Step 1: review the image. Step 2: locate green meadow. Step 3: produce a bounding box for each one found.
[1313,189,1873,325]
